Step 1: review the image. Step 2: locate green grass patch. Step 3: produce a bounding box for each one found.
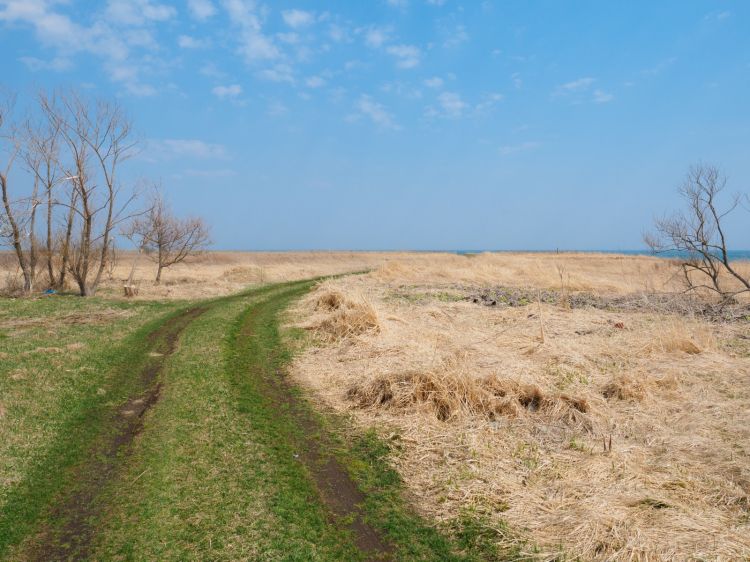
[0,295,182,557]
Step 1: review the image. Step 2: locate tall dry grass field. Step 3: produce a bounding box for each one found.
[289,253,750,561]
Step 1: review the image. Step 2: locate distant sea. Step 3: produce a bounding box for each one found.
[453,249,750,261]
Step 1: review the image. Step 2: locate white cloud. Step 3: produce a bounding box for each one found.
[511,72,522,89]
[381,81,422,99]
[105,0,176,26]
[386,44,421,68]
[184,168,237,178]
[277,31,300,44]
[0,0,159,95]
[364,26,392,48]
[424,76,444,89]
[437,91,466,117]
[443,24,468,48]
[178,35,210,49]
[475,92,503,113]
[282,9,315,29]
[223,0,280,62]
[387,0,409,8]
[643,57,677,76]
[556,77,596,93]
[328,23,350,43]
[354,95,399,130]
[257,63,294,83]
[553,76,615,104]
[188,0,216,20]
[150,139,229,159]
[498,141,540,156]
[212,84,243,98]
[267,100,289,117]
[18,56,72,72]
[305,76,326,88]
[592,89,614,103]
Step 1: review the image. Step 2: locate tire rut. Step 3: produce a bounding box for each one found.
[235,290,394,561]
[25,306,207,562]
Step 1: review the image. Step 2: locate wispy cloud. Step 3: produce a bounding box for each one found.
[554,77,596,95]
[705,10,731,21]
[18,56,72,72]
[387,0,409,8]
[281,9,316,29]
[438,91,466,117]
[363,25,392,48]
[223,0,280,62]
[351,95,400,130]
[498,141,541,156]
[443,24,468,48]
[188,0,217,20]
[305,75,326,88]
[643,57,677,76]
[386,44,421,68]
[178,34,210,49]
[424,76,444,89]
[553,77,613,104]
[592,89,614,104]
[105,0,176,26]
[212,84,243,99]
[149,139,229,160]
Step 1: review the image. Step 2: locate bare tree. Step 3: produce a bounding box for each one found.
[0,93,38,294]
[42,90,140,296]
[127,192,211,283]
[645,164,749,301]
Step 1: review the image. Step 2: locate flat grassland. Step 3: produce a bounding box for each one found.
[288,252,750,560]
[2,251,749,560]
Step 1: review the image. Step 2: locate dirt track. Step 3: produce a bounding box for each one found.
[22,282,392,561]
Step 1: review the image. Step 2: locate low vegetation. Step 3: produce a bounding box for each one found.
[290,253,750,560]
[2,245,748,560]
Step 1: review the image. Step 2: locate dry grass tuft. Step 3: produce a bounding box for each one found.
[347,355,589,425]
[308,285,380,341]
[645,320,715,355]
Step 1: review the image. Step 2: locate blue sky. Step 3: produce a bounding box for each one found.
[1,0,748,250]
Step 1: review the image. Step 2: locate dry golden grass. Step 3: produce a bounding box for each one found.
[288,255,750,561]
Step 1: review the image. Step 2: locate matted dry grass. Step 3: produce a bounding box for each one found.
[289,255,750,561]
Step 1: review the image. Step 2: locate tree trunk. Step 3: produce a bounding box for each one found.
[155,263,163,284]
[46,185,54,286]
[1,173,33,295]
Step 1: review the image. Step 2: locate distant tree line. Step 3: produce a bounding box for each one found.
[0,88,209,297]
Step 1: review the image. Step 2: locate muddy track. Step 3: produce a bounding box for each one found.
[234,289,394,561]
[25,306,207,562]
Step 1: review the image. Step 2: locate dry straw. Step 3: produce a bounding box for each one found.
[289,255,750,561]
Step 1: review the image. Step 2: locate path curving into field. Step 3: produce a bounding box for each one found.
[12,281,402,562]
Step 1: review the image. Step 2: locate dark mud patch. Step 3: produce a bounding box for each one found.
[24,306,206,562]
[238,298,393,561]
